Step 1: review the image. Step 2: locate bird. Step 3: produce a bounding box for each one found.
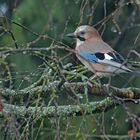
[66,25,139,80]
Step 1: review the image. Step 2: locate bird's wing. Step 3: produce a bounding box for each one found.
[79,50,132,73]
[77,41,132,72]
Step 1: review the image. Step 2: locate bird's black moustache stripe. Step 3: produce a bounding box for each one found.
[77,36,86,41]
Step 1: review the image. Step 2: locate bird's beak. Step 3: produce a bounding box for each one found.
[66,32,76,38]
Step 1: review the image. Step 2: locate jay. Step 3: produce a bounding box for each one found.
[67,25,139,79]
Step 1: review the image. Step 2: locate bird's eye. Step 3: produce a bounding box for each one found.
[80,31,85,35]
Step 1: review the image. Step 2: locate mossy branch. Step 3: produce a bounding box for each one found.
[1,97,114,118]
[0,81,139,118]
[1,81,140,100]
[89,84,140,99]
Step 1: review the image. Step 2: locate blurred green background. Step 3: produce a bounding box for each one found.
[0,0,140,139]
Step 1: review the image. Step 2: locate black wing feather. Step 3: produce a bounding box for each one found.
[107,51,125,63]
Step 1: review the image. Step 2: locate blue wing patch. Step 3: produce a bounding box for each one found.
[79,51,125,64]
[79,51,98,62]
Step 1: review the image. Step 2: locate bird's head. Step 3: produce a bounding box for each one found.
[66,25,102,46]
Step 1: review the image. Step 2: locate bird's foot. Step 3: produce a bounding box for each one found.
[87,80,95,88]
[103,83,111,93]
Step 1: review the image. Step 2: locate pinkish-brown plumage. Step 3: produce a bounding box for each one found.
[67,25,133,77]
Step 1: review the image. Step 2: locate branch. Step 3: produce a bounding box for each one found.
[89,84,140,100]
[1,82,140,100]
[1,97,115,118]
[0,46,74,56]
